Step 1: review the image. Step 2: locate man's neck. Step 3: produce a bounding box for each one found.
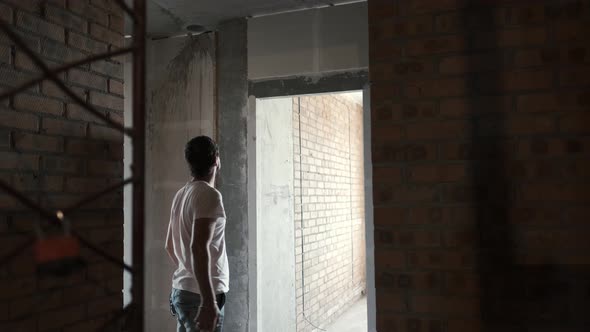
[193,172,216,187]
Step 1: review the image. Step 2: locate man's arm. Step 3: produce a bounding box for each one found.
[191,217,220,331]
[191,217,218,307]
[165,222,178,267]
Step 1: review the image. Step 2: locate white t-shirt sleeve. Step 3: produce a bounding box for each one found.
[195,190,226,220]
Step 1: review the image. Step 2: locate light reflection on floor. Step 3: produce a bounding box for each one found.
[325,296,368,332]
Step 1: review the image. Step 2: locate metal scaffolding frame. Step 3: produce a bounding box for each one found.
[0,1,146,330]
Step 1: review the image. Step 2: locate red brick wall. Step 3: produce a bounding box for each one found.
[369,0,590,331]
[0,1,124,330]
[293,94,366,331]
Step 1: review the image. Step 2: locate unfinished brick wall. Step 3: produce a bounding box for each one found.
[0,1,124,330]
[293,94,366,331]
[369,0,590,331]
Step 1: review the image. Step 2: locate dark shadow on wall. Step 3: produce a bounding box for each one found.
[462,2,590,331]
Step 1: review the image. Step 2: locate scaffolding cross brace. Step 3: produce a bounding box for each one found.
[0,1,146,330]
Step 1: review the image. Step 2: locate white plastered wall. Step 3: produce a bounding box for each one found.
[124,33,216,332]
[252,97,297,332]
[248,2,368,80]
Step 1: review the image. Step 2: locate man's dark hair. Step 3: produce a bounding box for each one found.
[185,136,219,178]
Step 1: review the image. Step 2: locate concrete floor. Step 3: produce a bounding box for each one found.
[326,297,368,332]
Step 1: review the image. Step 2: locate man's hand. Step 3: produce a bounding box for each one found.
[196,303,221,331]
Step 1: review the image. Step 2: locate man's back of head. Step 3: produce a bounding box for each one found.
[184,136,219,179]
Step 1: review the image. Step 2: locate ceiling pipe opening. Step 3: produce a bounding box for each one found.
[185,24,206,33]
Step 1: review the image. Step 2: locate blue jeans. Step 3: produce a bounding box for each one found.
[170,288,226,332]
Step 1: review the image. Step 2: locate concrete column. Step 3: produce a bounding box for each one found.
[255,98,296,332]
[217,18,250,331]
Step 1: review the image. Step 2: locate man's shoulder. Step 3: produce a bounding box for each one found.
[172,184,188,202]
[193,183,226,218]
[209,186,222,198]
[190,182,222,202]
[204,186,223,203]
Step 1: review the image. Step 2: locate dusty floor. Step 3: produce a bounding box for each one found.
[326,296,368,332]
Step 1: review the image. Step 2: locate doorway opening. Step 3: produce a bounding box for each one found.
[251,91,369,332]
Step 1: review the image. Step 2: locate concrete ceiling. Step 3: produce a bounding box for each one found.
[146,0,364,38]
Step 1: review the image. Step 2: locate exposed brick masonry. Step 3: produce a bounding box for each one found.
[369,0,590,331]
[0,0,124,330]
[293,94,366,332]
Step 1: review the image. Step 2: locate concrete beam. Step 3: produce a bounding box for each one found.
[249,69,368,98]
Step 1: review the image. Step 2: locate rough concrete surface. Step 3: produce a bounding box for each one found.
[249,70,368,99]
[217,18,250,332]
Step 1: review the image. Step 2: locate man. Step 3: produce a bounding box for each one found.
[166,136,228,332]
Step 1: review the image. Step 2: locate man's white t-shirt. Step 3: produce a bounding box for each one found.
[167,181,229,295]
